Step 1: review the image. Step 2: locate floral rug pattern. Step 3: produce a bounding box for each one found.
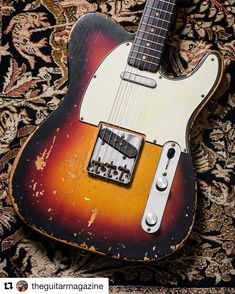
[0,0,234,289]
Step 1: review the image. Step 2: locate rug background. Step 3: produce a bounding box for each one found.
[0,0,234,290]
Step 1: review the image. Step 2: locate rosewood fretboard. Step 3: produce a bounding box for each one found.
[128,0,176,72]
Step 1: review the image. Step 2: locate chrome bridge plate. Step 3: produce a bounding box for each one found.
[87,124,144,185]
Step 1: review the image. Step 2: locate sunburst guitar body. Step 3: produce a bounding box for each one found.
[10,5,223,262]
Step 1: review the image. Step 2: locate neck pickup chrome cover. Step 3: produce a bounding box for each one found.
[141,141,181,233]
[87,124,144,185]
[121,71,157,88]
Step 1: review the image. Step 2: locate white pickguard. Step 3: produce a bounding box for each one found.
[80,42,221,151]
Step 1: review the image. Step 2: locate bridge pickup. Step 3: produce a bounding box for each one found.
[87,124,144,185]
[99,128,137,158]
[121,71,157,88]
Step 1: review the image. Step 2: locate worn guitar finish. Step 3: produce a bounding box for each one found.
[9,13,223,261]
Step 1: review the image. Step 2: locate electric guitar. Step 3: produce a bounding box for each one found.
[9,0,223,261]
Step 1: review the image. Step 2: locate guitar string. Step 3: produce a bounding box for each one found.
[92,57,133,176]
[99,2,154,175]
[103,64,137,179]
[109,0,171,181]
[111,0,172,143]
[133,0,168,133]
[94,0,174,181]
[126,66,141,130]
[147,0,174,69]
[106,0,162,179]
[110,0,175,132]
[91,61,129,170]
[103,0,171,181]
[123,0,170,139]
[138,0,174,135]
[121,0,170,131]
[123,0,176,174]
[109,0,154,128]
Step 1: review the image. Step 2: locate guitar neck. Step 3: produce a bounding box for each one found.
[128,0,176,73]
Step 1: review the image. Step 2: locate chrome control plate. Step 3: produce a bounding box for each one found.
[87,124,144,185]
[141,141,181,233]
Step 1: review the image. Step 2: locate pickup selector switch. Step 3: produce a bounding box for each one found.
[167,148,175,159]
[156,176,168,191]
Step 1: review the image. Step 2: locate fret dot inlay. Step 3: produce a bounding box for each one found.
[128,0,176,73]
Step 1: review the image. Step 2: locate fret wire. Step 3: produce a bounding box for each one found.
[130,49,161,59]
[142,3,174,31]
[144,5,174,15]
[144,14,170,21]
[135,36,164,46]
[142,0,173,69]
[129,56,159,65]
[133,43,162,53]
[141,19,171,27]
[141,15,171,29]
[147,0,175,4]
[146,6,174,14]
[129,0,176,71]
[160,0,174,5]
[142,17,172,31]
[147,0,175,8]
[145,5,174,14]
[138,28,168,36]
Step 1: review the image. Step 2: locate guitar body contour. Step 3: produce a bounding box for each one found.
[9,13,223,261]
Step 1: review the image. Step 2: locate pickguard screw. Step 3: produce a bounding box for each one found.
[153,139,157,144]
[126,43,130,46]
[94,75,97,78]
[159,76,162,79]
[211,58,214,61]
[201,94,205,98]
[163,172,167,176]
[147,228,151,232]
[81,117,84,121]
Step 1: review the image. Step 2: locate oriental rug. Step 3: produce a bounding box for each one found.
[0,0,234,292]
